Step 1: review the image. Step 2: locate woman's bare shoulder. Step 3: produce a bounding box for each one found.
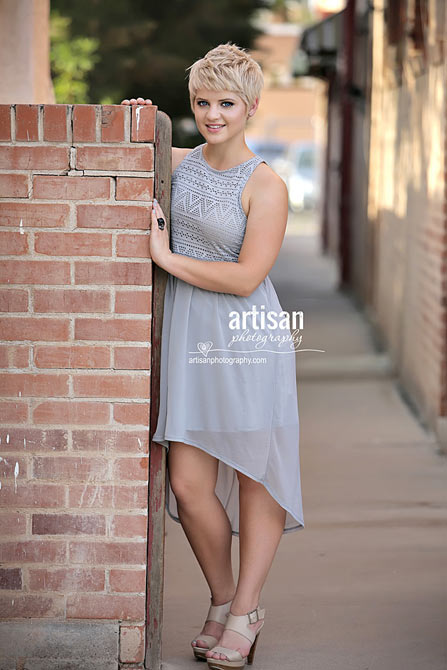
[248,161,287,198]
[172,146,194,174]
[242,161,287,217]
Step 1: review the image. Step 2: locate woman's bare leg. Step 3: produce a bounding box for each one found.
[207,471,286,661]
[168,441,236,646]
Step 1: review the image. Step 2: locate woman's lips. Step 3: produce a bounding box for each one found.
[206,124,225,133]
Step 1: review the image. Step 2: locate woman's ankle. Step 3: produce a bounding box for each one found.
[229,595,261,615]
[210,590,236,606]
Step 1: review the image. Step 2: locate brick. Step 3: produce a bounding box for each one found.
[74,261,152,286]
[115,290,151,314]
[34,288,110,313]
[0,173,29,198]
[72,430,149,453]
[114,346,150,369]
[33,175,111,200]
[68,484,148,509]
[0,344,30,367]
[0,145,69,170]
[75,317,150,341]
[0,568,22,590]
[32,513,106,535]
[101,105,126,142]
[119,623,145,664]
[33,400,110,425]
[0,456,26,479]
[77,204,151,230]
[0,513,27,537]
[112,570,145,593]
[116,233,150,258]
[0,540,66,563]
[29,567,105,591]
[0,482,65,508]
[76,145,153,171]
[33,456,108,481]
[34,345,111,369]
[15,104,39,141]
[0,594,65,618]
[0,260,70,284]
[131,104,156,142]
[0,373,69,397]
[0,317,69,341]
[66,593,145,620]
[114,457,149,481]
[34,231,112,256]
[0,231,28,255]
[0,202,69,228]
[0,105,11,140]
[0,401,28,423]
[69,540,146,566]
[113,403,150,426]
[43,104,69,142]
[116,177,153,201]
[0,428,68,451]
[72,373,150,398]
[73,104,97,142]
[2,295,23,326]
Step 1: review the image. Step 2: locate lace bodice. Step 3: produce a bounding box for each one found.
[169,143,266,262]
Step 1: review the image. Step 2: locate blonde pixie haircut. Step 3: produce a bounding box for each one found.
[187,42,264,114]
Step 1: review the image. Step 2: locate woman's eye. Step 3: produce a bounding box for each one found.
[197,101,234,107]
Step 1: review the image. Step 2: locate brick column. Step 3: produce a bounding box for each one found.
[0,103,159,668]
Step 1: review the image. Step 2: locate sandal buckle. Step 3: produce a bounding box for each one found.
[247,608,259,624]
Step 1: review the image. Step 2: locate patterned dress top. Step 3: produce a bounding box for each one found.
[170,143,266,262]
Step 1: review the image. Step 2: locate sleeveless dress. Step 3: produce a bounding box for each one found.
[152,143,304,534]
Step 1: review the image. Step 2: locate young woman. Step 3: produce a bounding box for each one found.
[122,42,304,670]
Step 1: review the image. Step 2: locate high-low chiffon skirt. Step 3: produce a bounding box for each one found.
[152,273,304,534]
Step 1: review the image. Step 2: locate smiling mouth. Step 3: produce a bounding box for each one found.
[206,124,225,129]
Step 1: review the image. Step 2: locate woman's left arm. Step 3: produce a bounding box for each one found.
[150,167,289,298]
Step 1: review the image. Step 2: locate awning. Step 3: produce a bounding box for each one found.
[292,10,345,78]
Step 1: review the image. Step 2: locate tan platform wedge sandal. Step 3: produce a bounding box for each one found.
[206,605,265,669]
[191,598,233,661]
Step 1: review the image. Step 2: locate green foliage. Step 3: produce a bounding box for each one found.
[50,11,100,103]
[50,0,269,145]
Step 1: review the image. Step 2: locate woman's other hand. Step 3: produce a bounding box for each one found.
[150,199,172,270]
[120,97,152,105]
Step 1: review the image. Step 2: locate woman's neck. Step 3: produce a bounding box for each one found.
[202,137,254,170]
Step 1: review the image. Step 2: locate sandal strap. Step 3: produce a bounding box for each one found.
[208,645,244,662]
[205,598,233,625]
[192,633,218,648]
[225,606,266,644]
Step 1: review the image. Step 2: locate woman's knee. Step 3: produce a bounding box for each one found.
[168,442,217,505]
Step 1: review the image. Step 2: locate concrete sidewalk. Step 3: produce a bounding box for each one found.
[161,217,447,670]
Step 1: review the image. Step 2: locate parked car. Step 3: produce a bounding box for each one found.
[245,137,288,168]
[271,141,322,212]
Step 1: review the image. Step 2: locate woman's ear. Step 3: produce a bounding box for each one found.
[247,97,259,118]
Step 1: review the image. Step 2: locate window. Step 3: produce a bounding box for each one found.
[410,0,429,56]
[386,0,407,46]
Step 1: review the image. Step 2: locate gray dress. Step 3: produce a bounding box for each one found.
[152,143,304,534]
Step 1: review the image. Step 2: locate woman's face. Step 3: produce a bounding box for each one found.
[193,88,255,143]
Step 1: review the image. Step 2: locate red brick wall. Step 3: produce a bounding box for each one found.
[0,103,157,665]
[369,12,447,444]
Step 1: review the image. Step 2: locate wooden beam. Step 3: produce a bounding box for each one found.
[145,109,172,670]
